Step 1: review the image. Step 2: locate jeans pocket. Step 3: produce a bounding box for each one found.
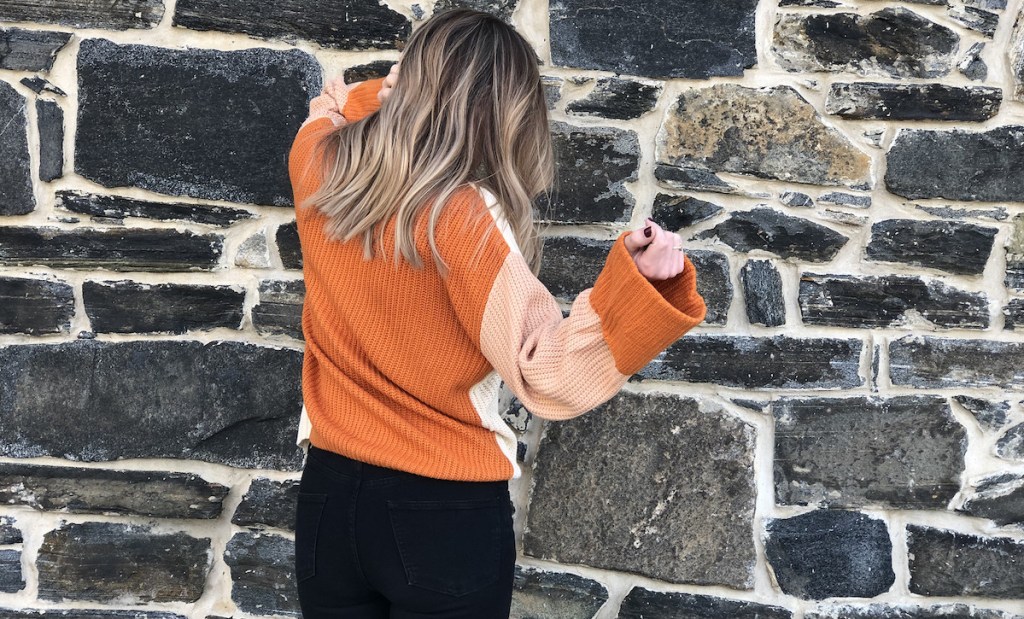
[387,496,503,597]
[294,493,328,583]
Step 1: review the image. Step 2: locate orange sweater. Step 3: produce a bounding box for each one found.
[288,77,707,481]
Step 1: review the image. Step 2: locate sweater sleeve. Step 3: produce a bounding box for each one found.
[437,189,706,421]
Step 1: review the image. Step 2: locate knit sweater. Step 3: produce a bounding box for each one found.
[288,76,707,482]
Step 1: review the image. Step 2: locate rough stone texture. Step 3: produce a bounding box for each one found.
[37,522,210,603]
[688,250,731,326]
[174,0,410,49]
[798,274,989,329]
[36,99,63,182]
[952,396,1009,431]
[549,0,757,79]
[538,122,638,224]
[1004,299,1024,330]
[566,78,661,120]
[435,0,518,22]
[0,549,22,593]
[907,525,1024,598]
[236,233,271,269]
[537,237,611,300]
[773,397,966,509]
[780,191,813,208]
[765,510,894,600]
[0,227,223,271]
[542,76,563,109]
[658,85,870,188]
[819,192,871,209]
[0,82,35,216]
[772,9,959,78]
[525,392,757,588]
[76,39,321,206]
[277,222,302,270]
[695,208,849,262]
[918,205,1007,222]
[806,604,1021,618]
[510,566,607,619]
[651,194,723,230]
[742,260,785,327]
[638,336,863,389]
[617,588,793,618]
[0,462,228,519]
[995,423,1024,461]
[224,532,299,616]
[654,165,737,194]
[83,281,244,334]
[0,612,187,619]
[0,28,70,71]
[825,83,1000,121]
[0,0,164,29]
[890,336,1024,389]
[0,516,21,544]
[232,478,300,531]
[947,6,1000,37]
[885,126,1024,202]
[0,277,74,335]
[55,190,254,227]
[959,473,1024,526]
[343,60,393,83]
[252,280,305,340]
[20,76,65,96]
[866,220,996,276]
[1007,214,1024,290]
[1013,10,1024,100]
[958,41,988,81]
[0,340,304,470]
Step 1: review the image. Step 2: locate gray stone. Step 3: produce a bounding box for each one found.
[510,566,607,619]
[0,549,22,593]
[435,0,518,22]
[0,82,35,216]
[996,423,1024,461]
[689,250,731,326]
[958,42,989,81]
[277,222,302,269]
[695,208,848,262]
[1005,214,1024,291]
[953,396,1010,431]
[806,603,1021,618]
[0,277,74,335]
[773,397,965,509]
[0,28,70,71]
[0,516,20,544]
[541,76,562,110]
[525,392,757,588]
[1013,10,1024,100]
[827,83,1000,121]
[224,532,299,616]
[947,6,1000,37]
[637,336,863,389]
[890,336,1024,389]
[819,210,869,228]
[885,126,1024,202]
[566,78,661,120]
[0,340,304,470]
[502,395,531,433]
[779,0,843,5]
[959,473,1024,526]
[742,260,785,327]
[617,588,793,618]
[55,190,254,227]
[1004,299,1024,330]
[537,237,611,301]
[232,478,300,530]
[654,165,737,194]
[658,85,870,188]
[780,191,813,208]
[36,99,63,181]
[0,0,163,29]
[236,233,271,269]
[549,0,757,79]
[38,522,210,603]
[76,39,321,206]
[818,192,871,208]
[917,205,1007,221]
[0,611,186,619]
[83,281,244,334]
[651,194,723,230]
[866,220,996,276]
[253,280,305,340]
[765,510,894,600]
[798,274,989,329]
[173,0,410,49]
[772,8,959,78]
[908,525,1024,598]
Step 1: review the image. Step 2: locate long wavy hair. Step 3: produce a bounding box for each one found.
[299,8,553,275]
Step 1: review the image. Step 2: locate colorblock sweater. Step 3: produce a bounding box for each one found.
[288,76,707,482]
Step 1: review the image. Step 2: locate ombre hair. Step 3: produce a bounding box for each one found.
[299,8,553,275]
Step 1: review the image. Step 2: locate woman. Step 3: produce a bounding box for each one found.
[288,9,706,618]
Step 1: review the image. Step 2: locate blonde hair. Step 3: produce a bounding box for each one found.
[300,8,553,275]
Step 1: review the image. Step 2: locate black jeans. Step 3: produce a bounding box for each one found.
[295,445,516,618]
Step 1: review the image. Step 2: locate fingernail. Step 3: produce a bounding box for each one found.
[643,226,652,238]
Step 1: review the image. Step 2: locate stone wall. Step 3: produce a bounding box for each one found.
[0,0,1022,617]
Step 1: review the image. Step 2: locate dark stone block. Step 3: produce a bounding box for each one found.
[252,280,305,340]
[959,41,989,81]
[908,525,1024,598]
[76,39,321,206]
[0,0,163,29]
[689,250,731,326]
[232,478,300,530]
[0,28,70,71]
[947,6,1000,37]
[651,194,723,230]
[83,280,244,334]
[36,99,63,181]
[996,423,1024,461]
[0,517,21,545]
[885,126,1024,202]
[566,78,661,120]
[0,227,223,271]
[773,397,965,509]
[0,612,185,619]
[549,0,757,79]
[889,336,1024,389]
[654,165,737,194]
[541,76,562,109]
[959,472,1024,526]
[19,76,65,96]
[525,392,757,588]
[0,82,35,216]
[765,510,894,600]
[1004,298,1024,330]
[56,190,254,227]
[826,83,1001,121]
[277,222,302,270]
[537,122,638,224]
[742,260,785,327]
[637,336,863,389]
[38,522,210,603]
[0,549,22,593]
[805,604,1019,618]
[537,236,611,300]
[917,204,1007,221]
[0,462,228,519]
[695,208,848,262]
[819,191,871,208]
[780,191,813,207]
[0,277,74,335]
[510,566,607,619]
[435,0,518,22]
[799,274,989,329]
[779,0,843,5]
[343,60,394,83]
[866,220,996,276]
[953,396,1009,431]
[617,588,793,619]
[224,532,299,616]
[0,340,304,470]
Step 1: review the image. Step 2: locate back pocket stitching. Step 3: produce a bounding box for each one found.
[295,493,328,583]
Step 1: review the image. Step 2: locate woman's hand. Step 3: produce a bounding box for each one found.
[378,62,400,103]
[624,219,687,281]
